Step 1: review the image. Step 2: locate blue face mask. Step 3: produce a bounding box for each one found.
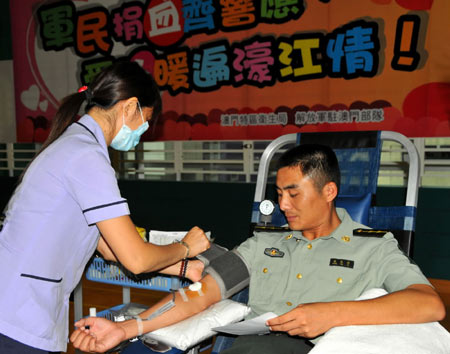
[110,102,149,151]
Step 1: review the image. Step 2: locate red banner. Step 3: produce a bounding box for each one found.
[10,0,450,142]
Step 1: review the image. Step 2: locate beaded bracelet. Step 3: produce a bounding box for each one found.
[179,259,188,278]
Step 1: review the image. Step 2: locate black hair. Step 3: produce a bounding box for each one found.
[83,60,162,117]
[277,144,341,195]
[45,60,162,152]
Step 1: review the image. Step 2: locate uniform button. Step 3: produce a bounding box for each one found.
[263,268,268,273]
[285,234,293,240]
[296,273,302,279]
[286,301,292,306]
[307,244,312,249]
[337,277,343,284]
[296,239,300,243]
[341,236,351,242]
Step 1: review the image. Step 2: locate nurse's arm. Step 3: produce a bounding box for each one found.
[96,215,210,274]
[71,275,222,353]
[96,235,205,282]
[156,259,205,282]
[96,236,117,261]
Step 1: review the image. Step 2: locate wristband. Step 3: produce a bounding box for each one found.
[133,316,143,336]
[177,240,190,259]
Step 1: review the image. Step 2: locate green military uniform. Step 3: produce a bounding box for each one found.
[222,208,431,353]
[236,208,430,321]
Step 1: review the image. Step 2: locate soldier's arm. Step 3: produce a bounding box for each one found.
[71,248,251,353]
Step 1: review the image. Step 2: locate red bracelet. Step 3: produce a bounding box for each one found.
[183,260,188,278]
[179,259,188,278]
[179,260,184,277]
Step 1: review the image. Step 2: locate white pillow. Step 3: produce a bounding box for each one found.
[141,299,251,351]
[310,288,450,354]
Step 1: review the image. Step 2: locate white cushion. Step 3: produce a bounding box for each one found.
[141,299,250,351]
[310,288,450,354]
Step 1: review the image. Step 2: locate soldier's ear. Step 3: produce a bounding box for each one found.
[323,182,338,202]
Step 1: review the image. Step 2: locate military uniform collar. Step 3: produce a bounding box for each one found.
[288,208,351,242]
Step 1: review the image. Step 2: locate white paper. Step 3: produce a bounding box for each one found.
[212,312,277,335]
[149,230,211,245]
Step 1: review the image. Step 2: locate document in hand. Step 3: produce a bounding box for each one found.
[149,230,211,245]
[213,312,277,335]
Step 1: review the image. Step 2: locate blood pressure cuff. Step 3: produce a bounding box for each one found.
[196,243,229,267]
[204,249,250,299]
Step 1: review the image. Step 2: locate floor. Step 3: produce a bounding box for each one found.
[64,277,450,354]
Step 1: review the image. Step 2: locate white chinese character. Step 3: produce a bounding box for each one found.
[148,1,181,37]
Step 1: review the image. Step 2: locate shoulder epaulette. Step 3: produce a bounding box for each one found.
[353,228,389,237]
[254,225,291,232]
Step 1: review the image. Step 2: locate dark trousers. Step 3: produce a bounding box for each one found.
[221,333,314,354]
[0,333,60,354]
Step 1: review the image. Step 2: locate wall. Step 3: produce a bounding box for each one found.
[1,177,449,280]
[117,180,255,250]
[411,188,450,280]
[0,0,16,142]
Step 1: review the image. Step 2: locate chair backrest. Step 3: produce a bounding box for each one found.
[251,130,420,257]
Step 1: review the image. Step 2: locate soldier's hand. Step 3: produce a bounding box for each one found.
[71,317,126,352]
[266,302,334,338]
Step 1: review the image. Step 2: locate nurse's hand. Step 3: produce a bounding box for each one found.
[71,317,125,353]
[182,226,210,257]
[185,259,205,282]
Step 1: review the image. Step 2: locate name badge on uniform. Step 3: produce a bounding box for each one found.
[329,258,354,268]
[264,247,285,258]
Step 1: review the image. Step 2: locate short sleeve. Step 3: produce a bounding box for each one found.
[63,147,129,225]
[235,235,259,273]
[374,235,431,292]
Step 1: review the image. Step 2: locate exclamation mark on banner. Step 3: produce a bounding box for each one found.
[391,14,421,71]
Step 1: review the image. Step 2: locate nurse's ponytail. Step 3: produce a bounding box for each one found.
[39,91,86,152]
[17,91,87,183]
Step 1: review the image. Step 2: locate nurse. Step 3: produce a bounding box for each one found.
[0,61,210,354]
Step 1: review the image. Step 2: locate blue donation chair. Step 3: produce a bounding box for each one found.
[211,130,420,353]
